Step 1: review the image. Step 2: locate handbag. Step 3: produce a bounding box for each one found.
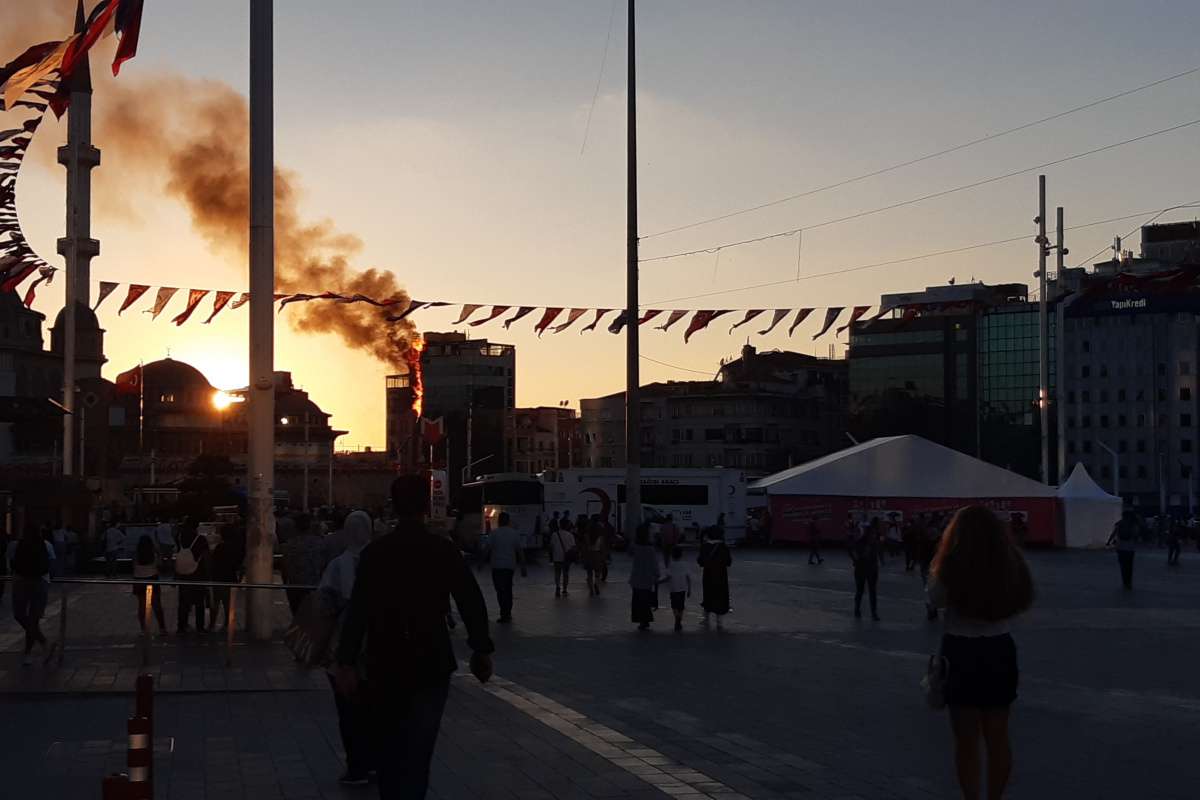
[284,587,342,667]
[921,653,949,710]
[556,531,579,564]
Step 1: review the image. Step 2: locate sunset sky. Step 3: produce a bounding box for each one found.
[9,0,1200,448]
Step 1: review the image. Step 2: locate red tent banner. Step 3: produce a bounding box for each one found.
[812,307,844,340]
[552,308,588,334]
[148,286,178,319]
[758,309,789,336]
[533,307,563,336]
[453,303,484,325]
[835,305,872,337]
[503,306,536,329]
[683,310,731,343]
[787,308,814,336]
[656,309,688,331]
[469,305,511,327]
[118,283,150,314]
[204,290,236,324]
[172,288,209,325]
[729,309,765,333]
[93,280,118,311]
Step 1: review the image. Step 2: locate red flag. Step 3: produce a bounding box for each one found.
[421,416,445,445]
[581,309,615,333]
[607,311,630,334]
[729,309,765,333]
[21,270,53,307]
[114,363,142,396]
[812,307,844,340]
[534,307,563,336]
[683,310,731,343]
[229,292,251,310]
[503,306,536,329]
[172,289,210,325]
[148,286,179,319]
[278,293,316,311]
[112,0,144,76]
[638,309,663,326]
[470,305,511,327]
[60,1,119,82]
[835,305,872,337]
[758,309,789,336]
[118,283,150,314]
[787,308,814,336]
[454,304,484,325]
[93,280,118,311]
[387,299,427,322]
[203,290,236,324]
[552,308,588,334]
[656,310,688,331]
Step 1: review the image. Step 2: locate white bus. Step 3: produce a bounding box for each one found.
[542,468,755,544]
[461,473,545,552]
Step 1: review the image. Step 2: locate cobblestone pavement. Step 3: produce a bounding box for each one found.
[2,545,1198,798]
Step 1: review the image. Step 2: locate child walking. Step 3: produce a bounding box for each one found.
[660,546,692,632]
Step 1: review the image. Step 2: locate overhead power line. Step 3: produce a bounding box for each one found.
[642,65,1200,240]
[639,118,1200,264]
[644,202,1200,306]
[640,354,717,376]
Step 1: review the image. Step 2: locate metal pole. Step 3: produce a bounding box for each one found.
[302,414,309,512]
[623,0,642,539]
[246,0,276,641]
[1037,176,1050,484]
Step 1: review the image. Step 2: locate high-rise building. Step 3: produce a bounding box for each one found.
[386,332,515,498]
[848,282,1029,459]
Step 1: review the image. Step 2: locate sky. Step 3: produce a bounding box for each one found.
[8,0,1200,448]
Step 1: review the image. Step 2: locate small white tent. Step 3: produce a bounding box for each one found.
[1058,464,1122,548]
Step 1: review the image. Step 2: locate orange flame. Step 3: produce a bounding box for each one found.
[406,336,425,418]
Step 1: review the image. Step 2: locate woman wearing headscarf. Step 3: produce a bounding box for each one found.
[319,510,377,785]
[698,525,733,627]
[629,524,660,631]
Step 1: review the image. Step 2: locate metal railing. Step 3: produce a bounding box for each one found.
[1,575,317,668]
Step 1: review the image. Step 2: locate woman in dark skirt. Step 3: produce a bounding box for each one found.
[628,524,659,630]
[927,506,1033,800]
[698,527,732,627]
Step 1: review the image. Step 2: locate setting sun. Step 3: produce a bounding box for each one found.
[212,390,242,410]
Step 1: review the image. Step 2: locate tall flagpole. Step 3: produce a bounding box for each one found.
[247,0,276,640]
[623,0,641,538]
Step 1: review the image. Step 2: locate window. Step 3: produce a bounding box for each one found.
[1067,391,1076,404]
[1119,466,1128,479]
[1100,365,1109,378]
[1159,363,1167,377]
[1100,390,1109,403]
[1082,415,1091,428]
[1184,440,1193,453]
[1083,441,1093,454]
[1082,366,1090,378]
[1137,414,1146,427]
[1136,389,1145,401]
[1137,465,1148,479]
[1118,389,1127,402]
[1082,391,1091,403]
[1182,387,1192,401]
[1183,466,1193,480]
[1100,415,1110,428]
[1101,465,1112,479]
[1182,414,1193,427]
[1082,340,1090,353]
[1158,389,1167,402]
[1136,440,1146,454]
[1067,441,1076,454]
[1118,414,1127,427]
[704,428,724,442]
[1118,440,1128,454]
[1183,361,1192,376]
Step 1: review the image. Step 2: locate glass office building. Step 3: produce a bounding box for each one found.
[978,305,1057,481]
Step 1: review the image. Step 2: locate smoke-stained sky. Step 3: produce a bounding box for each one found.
[10,0,1200,447]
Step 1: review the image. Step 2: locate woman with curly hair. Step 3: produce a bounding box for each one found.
[928,505,1034,800]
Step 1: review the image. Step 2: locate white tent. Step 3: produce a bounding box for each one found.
[1058,463,1122,548]
[751,435,1059,499]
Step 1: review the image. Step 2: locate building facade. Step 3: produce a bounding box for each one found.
[387,332,516,498]
[580,346,847,473]
[511,406,581,474]
[848,282,1030,466]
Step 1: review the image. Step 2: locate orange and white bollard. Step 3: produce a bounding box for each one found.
[126,715,152,800]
